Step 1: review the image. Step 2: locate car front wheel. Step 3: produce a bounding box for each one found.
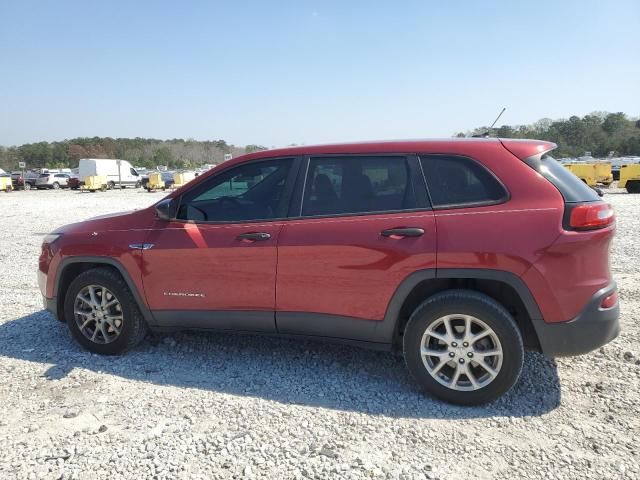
[403,290,524,406]
[52,182,60,189]
[63,268,148,355]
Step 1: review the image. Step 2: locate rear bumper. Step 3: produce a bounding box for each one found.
[533,282,620,357]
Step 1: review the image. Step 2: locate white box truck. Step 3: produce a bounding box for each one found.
[78,159,141,189]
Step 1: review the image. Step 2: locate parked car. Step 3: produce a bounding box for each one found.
[35,172,71,189]
[67,173,81,190]
[11,171,39,190]
[78,158,141,189]
[39,138,618,405]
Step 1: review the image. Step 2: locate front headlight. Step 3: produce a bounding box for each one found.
[43,233,62,245]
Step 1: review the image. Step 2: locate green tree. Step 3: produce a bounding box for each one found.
[245,144,267,153]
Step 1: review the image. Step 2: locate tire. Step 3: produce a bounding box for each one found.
[52,182,60,190]
[63,267,148,355]
[135,181,141,188]
[107,181,115,190]
[403,290,523,406]
[626,181,640,194]
[24,183,31,191]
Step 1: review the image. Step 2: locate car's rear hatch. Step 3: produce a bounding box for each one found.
[501,139,616,322]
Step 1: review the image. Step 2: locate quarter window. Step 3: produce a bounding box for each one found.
[176,158,293,222]
[302,156,416,216]
[419,155,507,207]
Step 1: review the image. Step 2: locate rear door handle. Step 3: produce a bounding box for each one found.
[237,232,272,241]
[381,227,425,238]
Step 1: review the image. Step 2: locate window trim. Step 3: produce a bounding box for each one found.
[290,153,431,220]
[418,153,510,210]
[172,156,302,225]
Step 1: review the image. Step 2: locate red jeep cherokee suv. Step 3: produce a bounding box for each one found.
[38,139,619,405]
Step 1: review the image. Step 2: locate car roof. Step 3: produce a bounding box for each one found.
[223,138,554,167]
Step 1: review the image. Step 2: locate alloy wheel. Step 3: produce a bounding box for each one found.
[420,314,503,391]
[73,285,124,344]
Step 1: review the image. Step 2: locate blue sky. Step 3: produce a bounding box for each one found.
[1,0,638,147]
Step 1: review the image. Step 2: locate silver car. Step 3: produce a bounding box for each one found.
[35,173,70,189]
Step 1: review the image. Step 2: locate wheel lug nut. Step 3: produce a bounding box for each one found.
[449,352,455,358]
[459,358,465,364]
[467,352,473,358]
[451,342,457,348]
[463,342,469,347]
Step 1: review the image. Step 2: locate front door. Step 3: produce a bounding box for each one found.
[141,157,297,332]
[275,154,437,342]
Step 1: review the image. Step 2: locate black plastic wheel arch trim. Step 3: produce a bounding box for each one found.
[52,256,155,326]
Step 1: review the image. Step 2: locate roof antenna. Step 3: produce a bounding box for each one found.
[471,107,506,137]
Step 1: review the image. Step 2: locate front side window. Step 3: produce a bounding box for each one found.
[302,156,416,216]
[176,158,293,222]
[420,155,507,208]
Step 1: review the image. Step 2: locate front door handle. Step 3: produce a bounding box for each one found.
[381,227,425,238]
[237,232,272,241]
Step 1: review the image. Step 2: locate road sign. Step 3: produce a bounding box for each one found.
[18,161,26,168]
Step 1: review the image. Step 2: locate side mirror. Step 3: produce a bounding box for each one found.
[155,198,177,220]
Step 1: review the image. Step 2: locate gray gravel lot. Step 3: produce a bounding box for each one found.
[0,188,638,480]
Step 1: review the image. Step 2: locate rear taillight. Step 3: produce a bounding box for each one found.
[565,202,615,231]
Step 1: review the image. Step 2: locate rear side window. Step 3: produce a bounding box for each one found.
[420,155,508,208]
[302,156,416,216]
[526,154,599,203]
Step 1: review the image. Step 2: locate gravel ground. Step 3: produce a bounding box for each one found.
[0,188,638,480]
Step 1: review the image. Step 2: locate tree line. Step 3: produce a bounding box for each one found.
[457,111,640,158]
[0,137,268,172]
[1,111,638,172]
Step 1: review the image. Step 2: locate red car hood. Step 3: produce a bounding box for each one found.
[52,208,156,235]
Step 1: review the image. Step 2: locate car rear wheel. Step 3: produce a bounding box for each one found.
[24,183,31,190]
[403,290,523,405]
[52,182,60,190]
[107,181,115,190]
[63,268,148,355]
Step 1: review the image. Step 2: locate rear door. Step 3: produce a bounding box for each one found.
[55,174,69,186]
[275,154,437,342]
[141,157,299,332]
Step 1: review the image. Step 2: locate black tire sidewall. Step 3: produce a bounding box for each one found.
[64,269,144,355]
[627,181,640,194]
[403,291,524,406]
